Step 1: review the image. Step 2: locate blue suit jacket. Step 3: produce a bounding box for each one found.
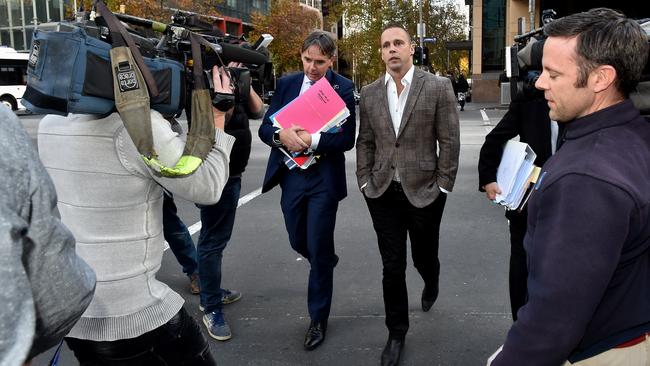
[258,70,356,201]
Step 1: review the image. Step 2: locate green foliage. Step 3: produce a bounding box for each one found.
[326,0,467,88]
[250,0,322,76]
[66,0,223,24]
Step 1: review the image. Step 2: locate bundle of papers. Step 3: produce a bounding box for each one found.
[270,77,350,134]
[494,141,539,210]
[271,77,350,170]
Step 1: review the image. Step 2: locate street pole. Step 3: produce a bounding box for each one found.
[529,0,535,31]
[419,0,424,66]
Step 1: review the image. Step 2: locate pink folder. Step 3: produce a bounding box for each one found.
[271,78,349,134]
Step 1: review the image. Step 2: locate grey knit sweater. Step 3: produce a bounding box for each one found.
[38,111,234,341]
[0,106,95,365]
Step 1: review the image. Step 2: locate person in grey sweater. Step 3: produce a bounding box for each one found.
[37,67,235,365]
[0,105,96,366]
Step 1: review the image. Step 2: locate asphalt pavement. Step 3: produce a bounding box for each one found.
[24,103,514,366]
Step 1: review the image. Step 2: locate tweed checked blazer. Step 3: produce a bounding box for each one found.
[356,68,460,208]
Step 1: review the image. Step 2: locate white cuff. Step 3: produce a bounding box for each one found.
[310,133,321,150]
[439,187,450,194]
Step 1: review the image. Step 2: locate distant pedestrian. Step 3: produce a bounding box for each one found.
[456,74,469,111]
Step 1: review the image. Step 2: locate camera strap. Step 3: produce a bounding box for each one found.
[96,0,157,162]
[95,1,217,177]
[138,32,217,176]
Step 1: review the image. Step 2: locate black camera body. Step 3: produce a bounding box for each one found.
[90,10,270,117]
[506,10,556,102]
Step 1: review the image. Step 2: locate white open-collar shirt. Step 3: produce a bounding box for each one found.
[384,65,415,137]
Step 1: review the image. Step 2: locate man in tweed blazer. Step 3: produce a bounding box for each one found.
[356,24,460,366]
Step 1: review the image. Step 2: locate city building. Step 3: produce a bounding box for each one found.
[0,0,66,51]
[0,0,273,52]
[469,0,644,102]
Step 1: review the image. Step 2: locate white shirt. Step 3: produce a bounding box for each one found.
[300,75,321,150]
[550,120,559,154]
[384,65,415,137]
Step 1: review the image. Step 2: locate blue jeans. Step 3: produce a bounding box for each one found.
[163,192,198,276]
[197,176,241,313]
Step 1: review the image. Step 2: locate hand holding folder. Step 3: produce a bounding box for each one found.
[270,78,350,134]
[494,141,538,210]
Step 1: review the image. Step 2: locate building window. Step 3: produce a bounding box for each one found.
[481,0,505,72]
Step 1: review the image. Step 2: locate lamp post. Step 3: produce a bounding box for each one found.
[418,0,424,66]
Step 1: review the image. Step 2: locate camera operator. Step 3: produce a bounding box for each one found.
[478,93,557,321]
[37,66,235,365]
[163,60,263,341]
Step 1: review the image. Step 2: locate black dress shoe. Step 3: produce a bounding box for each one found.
[421,283,439,312]
[380,337,404,366]
[304,320,327,350]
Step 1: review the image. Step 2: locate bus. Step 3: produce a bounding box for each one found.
[0,47,29,111]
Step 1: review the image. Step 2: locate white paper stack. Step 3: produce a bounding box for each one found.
[494,141,537,210]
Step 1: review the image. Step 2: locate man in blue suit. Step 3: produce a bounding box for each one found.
[259,30,356,351]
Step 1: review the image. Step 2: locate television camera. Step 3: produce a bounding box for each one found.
[87,9,273,114]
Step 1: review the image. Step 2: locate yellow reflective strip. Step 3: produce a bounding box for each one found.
[142,155,203,177]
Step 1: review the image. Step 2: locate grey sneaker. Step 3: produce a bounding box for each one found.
[202,311,231,341]
[221,289,242,305]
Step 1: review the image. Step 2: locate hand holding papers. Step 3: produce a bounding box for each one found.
[494,141,538,210]
[271,78,350,169]
[270,77,350,134]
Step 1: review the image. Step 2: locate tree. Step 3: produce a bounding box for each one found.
[70,0,223,23]
[250,0,322,76]
[326,0,467,88]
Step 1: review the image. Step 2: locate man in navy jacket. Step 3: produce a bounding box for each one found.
[259,30,356,351]
[489,8,650,365]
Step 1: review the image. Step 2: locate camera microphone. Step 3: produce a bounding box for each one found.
[219,43,268,65]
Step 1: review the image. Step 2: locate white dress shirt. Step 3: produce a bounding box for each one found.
[384,65,415,137]
[384,66,414,183]
[382,66,449,194]
[300,75,321,150]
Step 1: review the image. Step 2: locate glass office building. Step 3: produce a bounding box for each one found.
[0,0,66,51]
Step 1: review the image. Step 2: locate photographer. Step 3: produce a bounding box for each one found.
[37,66,235,365]
[164,60,264,341]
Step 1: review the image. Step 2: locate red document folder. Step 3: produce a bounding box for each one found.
[270,77,349,134]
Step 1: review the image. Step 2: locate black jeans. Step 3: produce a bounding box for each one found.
[505,209,529,321]
[66,307,217,366]
[365,182,447,339]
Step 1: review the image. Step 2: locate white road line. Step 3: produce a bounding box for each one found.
[163,187,263,250]
[480,109,491,125]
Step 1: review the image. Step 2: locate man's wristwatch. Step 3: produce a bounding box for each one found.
[272,129,282,146]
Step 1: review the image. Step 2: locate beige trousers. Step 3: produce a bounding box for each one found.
[565,334,650,366]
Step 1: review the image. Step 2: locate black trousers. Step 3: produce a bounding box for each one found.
[506,209,529,321]
[66,307,217,366]
[365,182,447,339]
